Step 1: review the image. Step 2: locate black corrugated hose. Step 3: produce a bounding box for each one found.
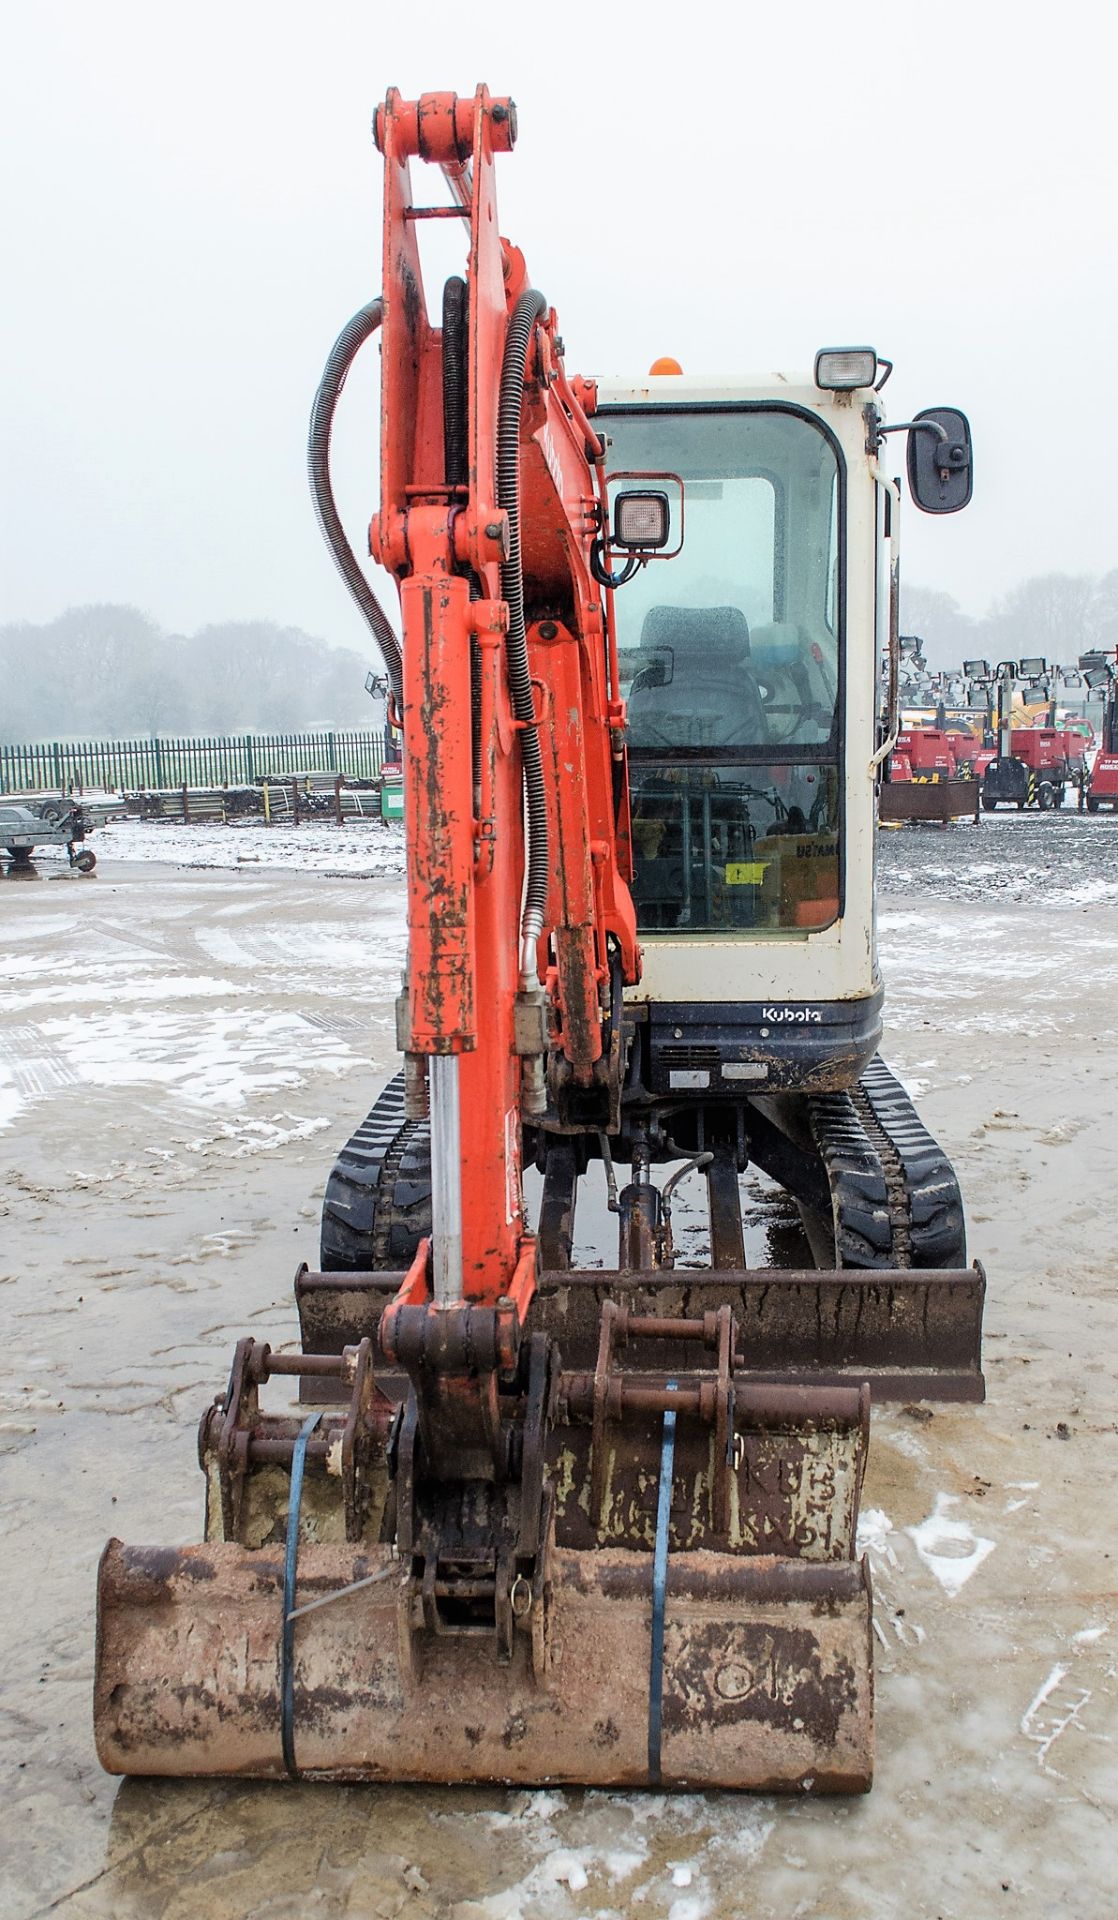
[441,277,469,488]
[307,299,403,705]
[497,288,549,970]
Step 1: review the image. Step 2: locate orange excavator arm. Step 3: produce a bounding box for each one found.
[370,85,639,1323]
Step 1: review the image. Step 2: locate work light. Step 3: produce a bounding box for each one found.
[613,490,670,550]
[814,348,877,391]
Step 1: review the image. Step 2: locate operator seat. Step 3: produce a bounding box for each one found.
[627,605,768,750]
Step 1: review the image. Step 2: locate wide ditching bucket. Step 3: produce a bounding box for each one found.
[96,1541,871,1789]
[95,1299,876,1791]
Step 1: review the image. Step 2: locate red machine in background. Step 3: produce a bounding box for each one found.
[1083,652,1118,811]
[966,659,1088,811]
[890,727,960,780]
[882,723,980,822]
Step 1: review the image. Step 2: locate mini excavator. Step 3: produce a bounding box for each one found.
[95,86,984,1793]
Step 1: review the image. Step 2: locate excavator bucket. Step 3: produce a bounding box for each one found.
[96,1542,872,1789]
[94,1314,876,1791]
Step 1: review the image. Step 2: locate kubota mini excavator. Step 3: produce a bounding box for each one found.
[95,86,984,1793]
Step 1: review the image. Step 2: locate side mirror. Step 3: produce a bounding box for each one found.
[907,406,973,514]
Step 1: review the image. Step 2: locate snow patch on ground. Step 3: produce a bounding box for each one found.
[857,1507,899,1567]
[456,1790,773,1920]
[907,1492,995,1598]
[188,1112,333,1155]
[37,1006,357,1110]
[0,1071,24,1130]
[4,966,240,1014]
[94,817,407,877]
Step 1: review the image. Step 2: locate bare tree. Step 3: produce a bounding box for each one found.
[983,573,1100,666]
[0,606,374,740]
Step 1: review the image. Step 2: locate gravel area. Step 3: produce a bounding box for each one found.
[877,808,1118,910]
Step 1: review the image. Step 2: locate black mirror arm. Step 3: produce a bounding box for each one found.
[875,419,950,445]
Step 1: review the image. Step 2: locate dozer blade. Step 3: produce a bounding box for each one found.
[95,1539,873,1791]
[296,1262,987,1403]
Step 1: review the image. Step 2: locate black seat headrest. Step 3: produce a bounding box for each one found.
[638,605,751,660]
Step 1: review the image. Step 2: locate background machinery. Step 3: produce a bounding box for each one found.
[976,658,1088,810]
[0,797,96,873]
[95,87,984,1795]
[1082,652,1118,811]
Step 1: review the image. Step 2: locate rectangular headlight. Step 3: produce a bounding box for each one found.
[1019,655,1047,678]
[614,489,670,550]
[963,659,990,679]
[814,347,877,391]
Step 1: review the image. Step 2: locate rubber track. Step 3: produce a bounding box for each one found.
[807,1055,966,1269]
[320,1056,965,1275]
[319,1071,432,1271]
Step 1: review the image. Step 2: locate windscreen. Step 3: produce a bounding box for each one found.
[602,406,842,934]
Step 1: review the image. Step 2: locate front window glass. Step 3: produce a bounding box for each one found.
[630,762,839,931]
[602,407,842,931]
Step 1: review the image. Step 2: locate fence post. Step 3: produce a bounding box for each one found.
[52,742,64,793]
[244,733,255,785]
[334,775,343,826]
[291,776,300,825]
[153,736,165,790]
[182,784,190,823]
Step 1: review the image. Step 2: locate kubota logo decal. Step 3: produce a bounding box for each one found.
[763,1006,822,1024]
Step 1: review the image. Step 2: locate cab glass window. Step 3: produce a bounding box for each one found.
[601,406,843,932]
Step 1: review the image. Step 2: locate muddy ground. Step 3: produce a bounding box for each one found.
[1,816,1116,1920]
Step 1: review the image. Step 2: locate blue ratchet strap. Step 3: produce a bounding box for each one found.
[647,1380,678,1787]
[281,1409,322,1778]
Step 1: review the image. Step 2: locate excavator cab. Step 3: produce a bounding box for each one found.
[605,400,852,1006]
[613,409,840,938]
[95,88,983,1800]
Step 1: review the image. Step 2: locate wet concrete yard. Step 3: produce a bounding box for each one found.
[2,822,1116,1918]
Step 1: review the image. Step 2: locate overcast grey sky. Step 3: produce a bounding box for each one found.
[3,0,1114,655]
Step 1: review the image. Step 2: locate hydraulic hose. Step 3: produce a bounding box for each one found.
[307,299,403,705]
[497,287,549,974]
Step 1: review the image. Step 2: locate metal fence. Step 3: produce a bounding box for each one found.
[0,729,387,796]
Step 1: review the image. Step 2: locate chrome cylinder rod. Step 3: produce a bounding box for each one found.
[428,1053,464,1303]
